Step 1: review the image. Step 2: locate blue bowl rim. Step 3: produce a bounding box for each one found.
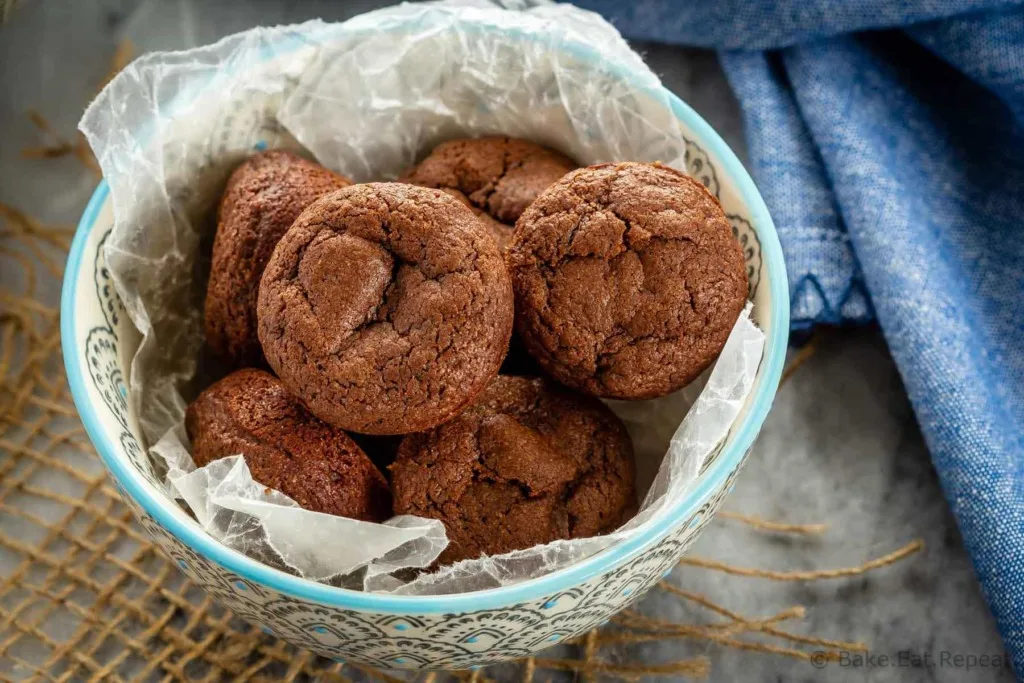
[61,22,790,615]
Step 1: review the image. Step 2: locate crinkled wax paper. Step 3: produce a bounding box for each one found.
[79,0,766,594]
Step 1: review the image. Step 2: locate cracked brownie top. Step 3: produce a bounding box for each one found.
[507,162,748,399]
[390,375,637,564]
[256,182,514,435]
[400,136,576,251]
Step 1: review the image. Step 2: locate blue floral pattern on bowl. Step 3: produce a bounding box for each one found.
[122,455,747,669]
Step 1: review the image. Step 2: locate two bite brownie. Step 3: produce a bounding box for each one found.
[204,151,351,369]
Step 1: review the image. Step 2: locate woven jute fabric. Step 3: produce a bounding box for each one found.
[0,51,922,681]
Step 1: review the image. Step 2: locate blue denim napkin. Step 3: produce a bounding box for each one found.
[575,0,1024,673]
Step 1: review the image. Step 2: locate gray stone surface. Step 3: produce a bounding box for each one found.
[0,1,1011,681]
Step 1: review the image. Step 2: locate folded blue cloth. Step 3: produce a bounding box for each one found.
[575,0,1024,673]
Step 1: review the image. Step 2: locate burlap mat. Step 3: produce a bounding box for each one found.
[0,46,922,683]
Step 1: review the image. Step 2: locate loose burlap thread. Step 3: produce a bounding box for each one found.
[0,44,923,682]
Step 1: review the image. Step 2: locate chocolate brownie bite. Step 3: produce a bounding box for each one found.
[507,162,749,400]
[204,150,351,368]
[257,183,514,435]
[185,369,391,521]
[400,137,576,250]
[391,376,637,565]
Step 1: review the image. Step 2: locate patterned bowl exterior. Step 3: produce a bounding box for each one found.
[62,37,787,671]
[120,458,744,669]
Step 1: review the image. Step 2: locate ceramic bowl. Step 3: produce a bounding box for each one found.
[61,21,790,672]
